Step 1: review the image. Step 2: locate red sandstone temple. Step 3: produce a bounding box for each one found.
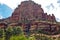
[0,0,60,35]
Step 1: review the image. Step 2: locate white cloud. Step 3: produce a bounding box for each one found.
[0,15,3,19]
[0,0,60,21]
[56,18,60,22]
[33,0,60,21]
[0,0,25,9]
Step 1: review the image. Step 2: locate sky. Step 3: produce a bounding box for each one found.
[0,3,13,19]
[0,0,60,21]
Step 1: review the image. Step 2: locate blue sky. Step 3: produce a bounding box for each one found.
[0,4,13,18]
[0,0,60,21]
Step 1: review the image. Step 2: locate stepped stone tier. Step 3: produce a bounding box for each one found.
[0,0,60,35]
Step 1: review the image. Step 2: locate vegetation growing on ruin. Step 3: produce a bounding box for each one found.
[0,26,59,40]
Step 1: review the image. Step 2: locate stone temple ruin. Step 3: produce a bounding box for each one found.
[0,0,60,35]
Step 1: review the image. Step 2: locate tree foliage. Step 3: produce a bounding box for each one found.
[0,26,59,40]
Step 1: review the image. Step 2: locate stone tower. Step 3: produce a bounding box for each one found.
[10,0,56,23]
[0,0,60,35]
[10,0,44,22]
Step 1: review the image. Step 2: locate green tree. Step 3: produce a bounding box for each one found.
[28,36,36,40]
[0,28,4,40]
[12,26,23,36]
[0,29,3,38]
[5,26,13,40]
[10,35,27,40]
[10,26,27,40]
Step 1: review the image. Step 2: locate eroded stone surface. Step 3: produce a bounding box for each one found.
[0,1,60,35]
